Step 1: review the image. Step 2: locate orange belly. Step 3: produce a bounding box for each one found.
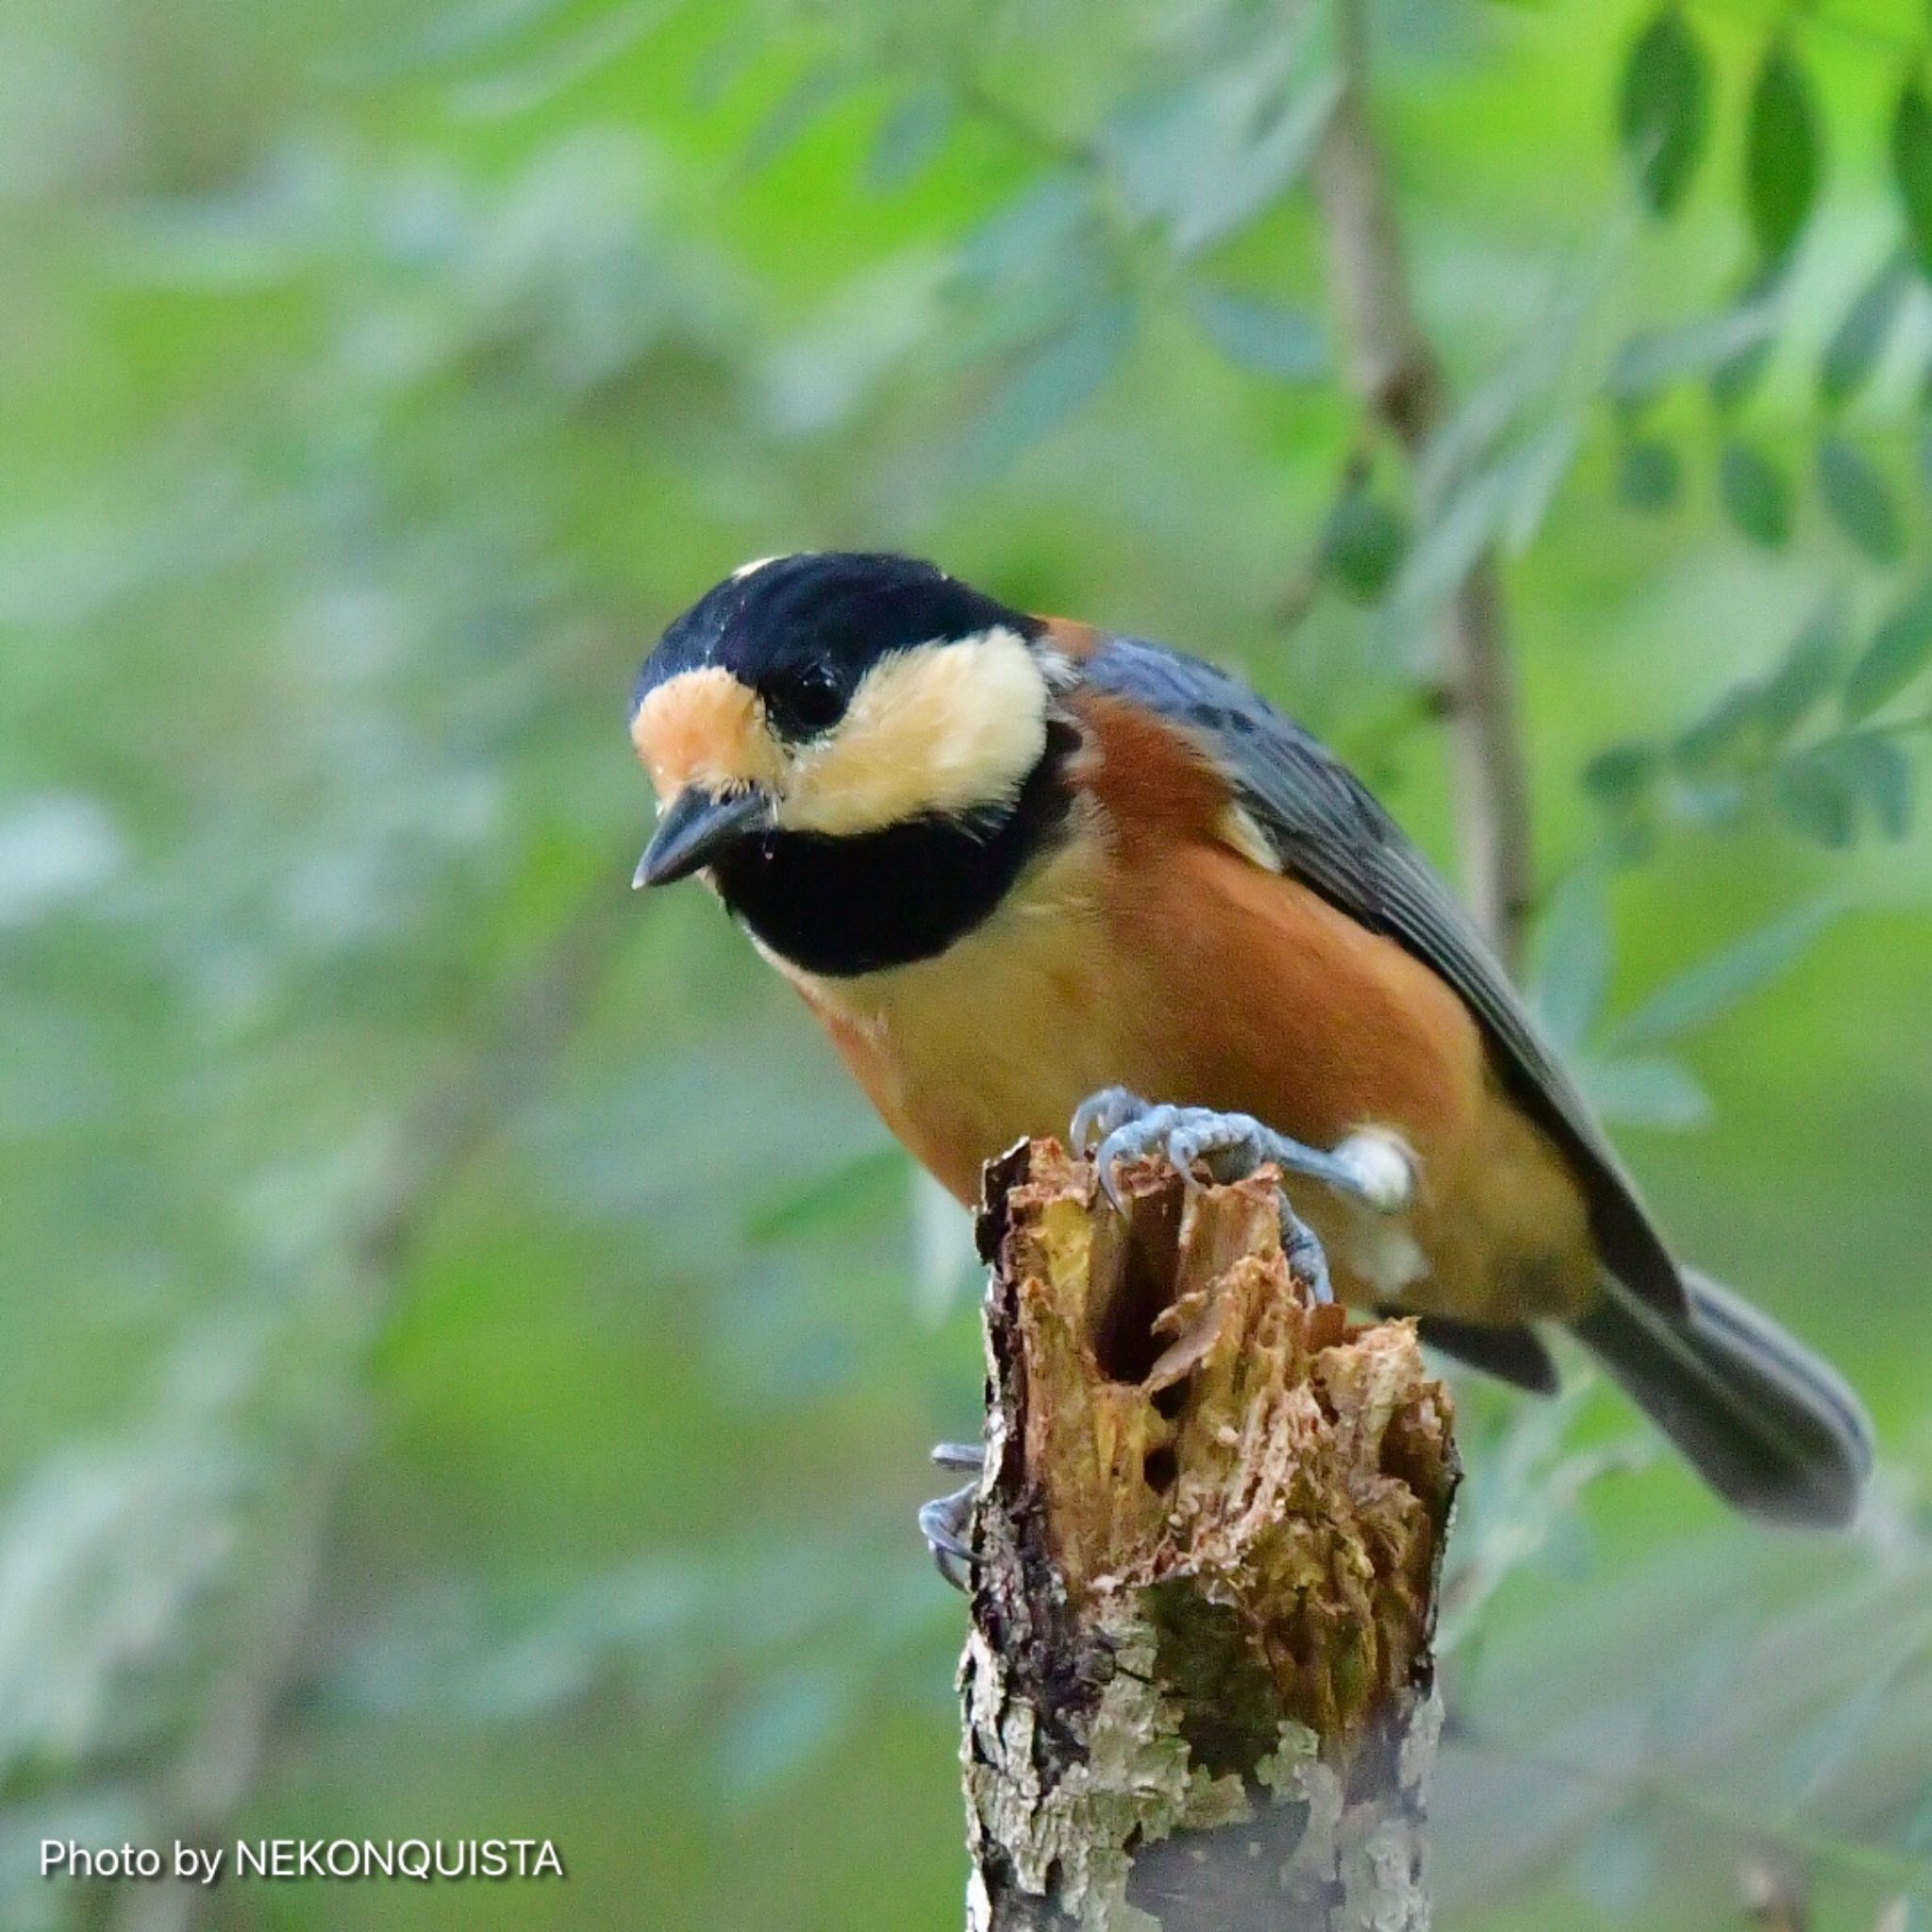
[785,829,1599,1326]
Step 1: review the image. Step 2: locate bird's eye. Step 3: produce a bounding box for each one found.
[766,664,845,738]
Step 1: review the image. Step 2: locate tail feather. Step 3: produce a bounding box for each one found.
[1573,1268,1874,1528]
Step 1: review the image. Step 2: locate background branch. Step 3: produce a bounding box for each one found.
[1311,0,1537,970]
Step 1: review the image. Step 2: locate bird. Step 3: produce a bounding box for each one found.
[626,549,1874,1560]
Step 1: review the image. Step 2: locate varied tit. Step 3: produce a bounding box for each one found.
[628,550,1873,1564]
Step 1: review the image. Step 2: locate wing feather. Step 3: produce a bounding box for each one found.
[1076,634,1686,1317]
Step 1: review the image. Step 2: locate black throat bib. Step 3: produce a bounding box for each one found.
[708,741,1073,977]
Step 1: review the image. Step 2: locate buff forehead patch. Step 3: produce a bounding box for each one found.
[630,667,779,799]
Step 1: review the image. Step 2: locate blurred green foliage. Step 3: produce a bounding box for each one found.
[1,0,1930,1928]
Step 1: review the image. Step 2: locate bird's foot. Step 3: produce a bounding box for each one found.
[919,1441,984,1592]
[1070,1088,1418,1307]
[1071,1088,1413,1214]
[1274,1197,1338,1307]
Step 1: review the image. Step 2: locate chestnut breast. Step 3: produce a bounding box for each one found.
[777,691,1599,1324]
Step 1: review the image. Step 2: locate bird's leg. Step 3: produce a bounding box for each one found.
[1274,1189,1337,1309]
[1070,1087,1416,1307]
[919,1441,984,1591]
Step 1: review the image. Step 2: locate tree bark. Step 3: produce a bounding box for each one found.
[958,1140,1460,1931]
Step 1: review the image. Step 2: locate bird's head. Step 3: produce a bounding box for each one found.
[628,552,1057,888]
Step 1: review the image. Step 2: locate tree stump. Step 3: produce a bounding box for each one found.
[958,1139,1460,1931]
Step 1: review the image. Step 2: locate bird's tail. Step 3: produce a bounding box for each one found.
[1573,1268,1874,1528]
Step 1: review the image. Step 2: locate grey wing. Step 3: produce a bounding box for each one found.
[1079,635,1687,1318]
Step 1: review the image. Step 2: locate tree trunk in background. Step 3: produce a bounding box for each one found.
[958,1141,1460,1931]
[1312,0,1536,974]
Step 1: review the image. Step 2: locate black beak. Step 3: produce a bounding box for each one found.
[634,785,774,889]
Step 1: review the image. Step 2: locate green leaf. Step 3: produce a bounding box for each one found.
[1844,732,1915,837]
[1777,741,1855,841]
[868,86,953,192]
[1744,41,1821,261]
[1709,262,1788,413]
[1183,287,1326,381]
[1774,744,1858,845]
[1533,865,1612,1054]
[1584,741,1662,807]
[1607,899,1837,1053]
[1619,8,1711,218]
[1106,68,1341,258]
[1502,416,1582,550]
[1396,420,1578,610]
[1816,435,1902,563]
[1759,604,1848,736]
[742,65,851,173]
[945,273,1087,367]
[956,175,1093,291]
[1674,682,1765,772]
[1820,254,1911,410]
[1174,75,1341,256]
[1617,437,1681,511]
[1708,328,1775,413]
[970,295,1138,476]
[1608,300,1776,405]
[1844,576,1932,720]
[1776,736,1914,842]
[1892,78,1932,276]
[1578,1054,1712,1130]
[1718,441,1791,548]
[1320,487,1407,603]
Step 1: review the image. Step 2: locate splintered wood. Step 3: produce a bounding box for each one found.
[959,1140,1458,1932]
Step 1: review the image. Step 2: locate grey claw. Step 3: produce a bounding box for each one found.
[1071,1094,1403,1283]
[1277,1189,1335,1306]
[920,1483,977,1591]
[918,1496,972,1561]
[1093,1104,1181,1211]
[1070,1086,1148,1155]
[922,1442,982,1590]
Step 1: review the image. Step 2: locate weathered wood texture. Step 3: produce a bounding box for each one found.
[959,1140,1459,1931]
